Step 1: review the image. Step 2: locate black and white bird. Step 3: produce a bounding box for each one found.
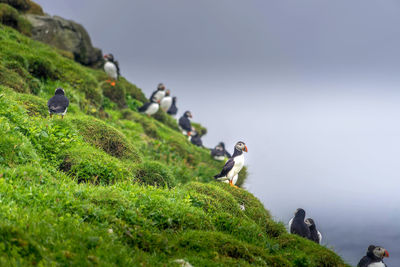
[103,53,120,86]
[150,83,166,103]
[138,98,159,116]
[160,89,172,112]
[190,131,203,147]
[288,208,311,239]
[179,111,194,136]
[305,218,322,244]
[357,245,389,267]
[211,142,232,161]
[47,88,69,119]
[214,141,248,187]
[167,96,178,116]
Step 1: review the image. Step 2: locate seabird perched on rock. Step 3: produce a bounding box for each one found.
[179,111,194,136]
[211,142,232,161]
[167,96,178,116]
[288,208,311,239]
[47,88,69,119]
[160,89,172,112]
[103,53,120,86]
[357,245,389,267]
[150,83,166,103]
[138,98,159,116]
[305,218,322,244]
[214,141,248,187]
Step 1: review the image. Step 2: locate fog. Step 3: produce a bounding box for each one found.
[35,0,400,265]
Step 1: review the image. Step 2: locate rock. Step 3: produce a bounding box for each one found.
[24,14,103,67]
[0,0,44,15]
[0,0,30,11]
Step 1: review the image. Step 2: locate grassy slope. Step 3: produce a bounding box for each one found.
[0,24,350,266]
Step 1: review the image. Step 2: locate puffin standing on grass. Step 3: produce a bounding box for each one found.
[150,83,166,103]
[47,88,69,119]
[179,111,194,136]
[160,89,172,112]
[214,141,248,187]
[305,218,322,244]
[138,98,159,116]
[357,245,389,267]
[103,53,120,86]
[167,96,178,116]
[288,208,311,239]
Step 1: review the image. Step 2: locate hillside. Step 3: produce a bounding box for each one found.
[0,4,350,267]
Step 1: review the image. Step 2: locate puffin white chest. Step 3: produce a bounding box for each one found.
[153,91,166,102]
[368,263,386,267]
[160,96,172,111]
[104,62,118,79]
[228,154,244,178]
[145,103,159,115]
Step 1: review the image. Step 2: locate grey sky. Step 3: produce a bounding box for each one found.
[36,1,400,265]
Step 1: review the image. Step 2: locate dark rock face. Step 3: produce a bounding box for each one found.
[24,14,103,67]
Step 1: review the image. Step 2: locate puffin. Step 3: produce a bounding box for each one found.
[138,98,159,116]
[150,83,166,103]
[288,208,311,239]
[47,88,69,119]
[214,141,248,187]
[211,142,232,161]
[179,111,194,136]
[305,218,322,244]
[190,131,203,147]
[160,89,173,112]
[357,245,389,267]
[167,96,178,116]
[103,53,120,86]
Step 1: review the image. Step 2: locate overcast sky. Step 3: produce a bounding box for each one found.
[36,1,400,265]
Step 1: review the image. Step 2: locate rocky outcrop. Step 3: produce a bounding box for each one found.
[24,14,103,67]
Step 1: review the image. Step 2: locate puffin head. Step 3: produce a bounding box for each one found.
[165,89,171,96]
[184,111,192,118]
[157,83,165,90]
[235,141,248,153]
[55,88,65,96]
[368,245,389,259]
[294,208,306,219]
[305,218,316,229]
[103,53,114,61]
[219,142,226,149]
[172,96,177,102]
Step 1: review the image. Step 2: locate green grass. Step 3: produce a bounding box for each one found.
[0,19,350,267]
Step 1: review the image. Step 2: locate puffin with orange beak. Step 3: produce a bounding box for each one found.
[103,53,120,86]
[357,245,389,267]
[214,141,248,188]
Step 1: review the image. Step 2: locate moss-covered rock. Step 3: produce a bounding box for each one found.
[0,3,31,35]
[133,161,176,188]
[185,182,243,217]
[101,82,126,108]
[215,182,271,228]
[71,116,141,162]
[60,144,133,184]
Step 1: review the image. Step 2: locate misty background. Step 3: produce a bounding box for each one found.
[35,1,400,265]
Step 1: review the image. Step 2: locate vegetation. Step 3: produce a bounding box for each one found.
[0,10,349,267]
